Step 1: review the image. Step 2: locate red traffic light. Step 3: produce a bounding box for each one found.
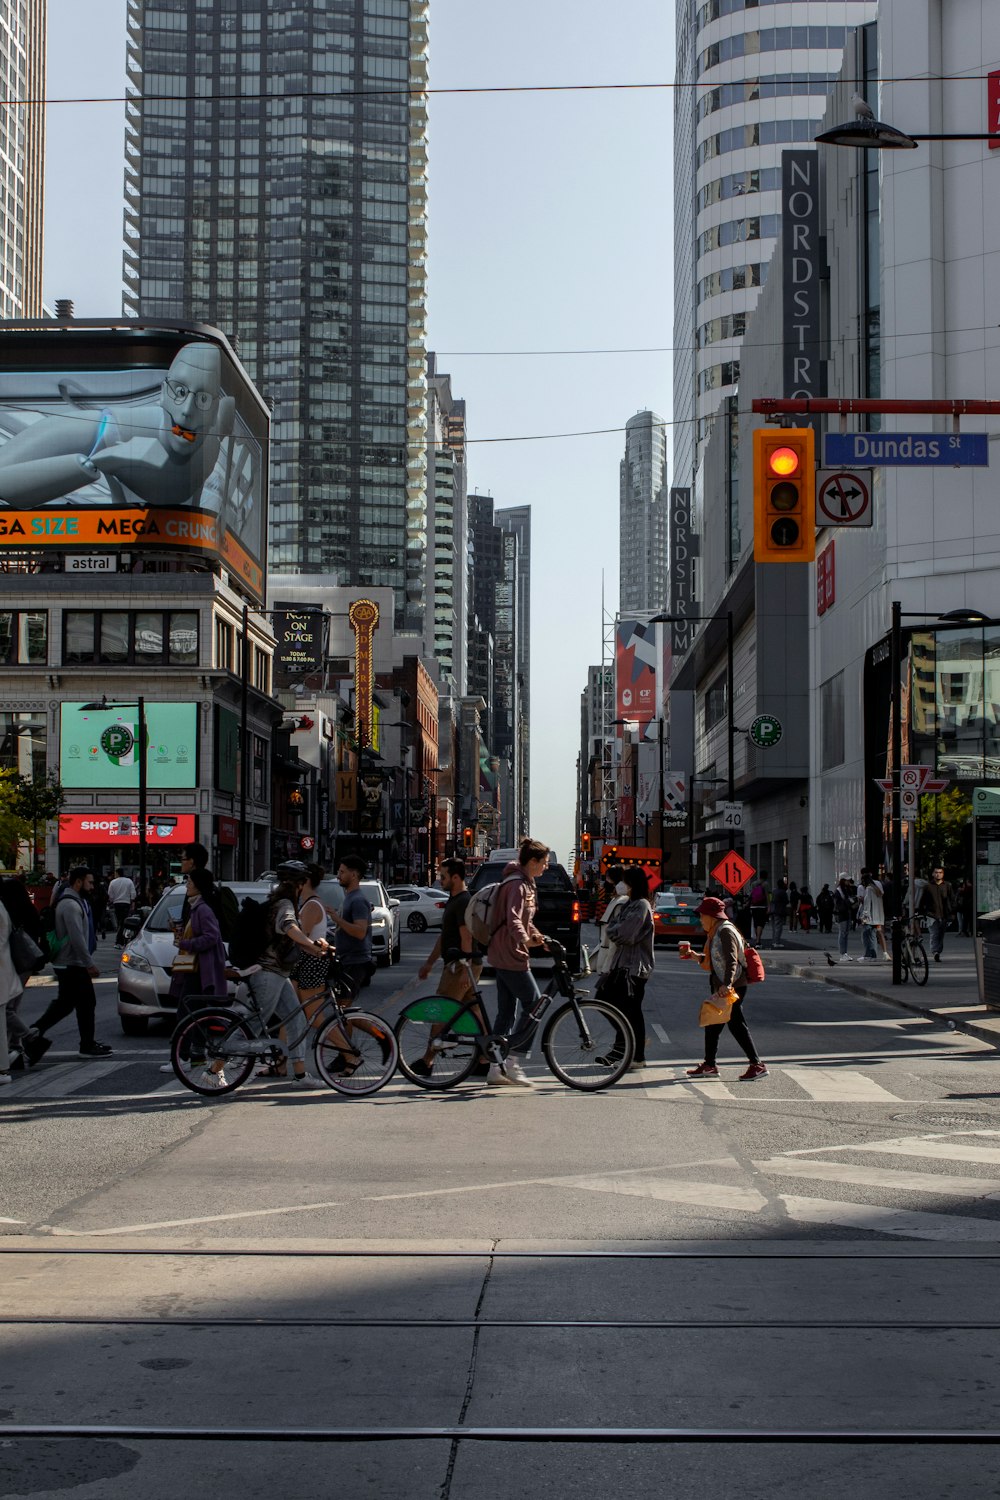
[767,446,801,478]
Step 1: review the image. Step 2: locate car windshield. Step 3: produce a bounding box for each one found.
[145,887,186,931]
[360,882,385,908]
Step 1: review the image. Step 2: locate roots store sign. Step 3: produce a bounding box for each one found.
[0,325,269,602]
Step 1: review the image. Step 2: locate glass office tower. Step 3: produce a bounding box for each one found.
[0,0,45,319]
[123,0,429,626]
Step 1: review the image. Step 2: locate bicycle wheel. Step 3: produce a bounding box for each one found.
[908,939,930,986]
[170,1008,257,1098]
[394,996,486,1090]
[314,1010,399,1096]
[541,999,635,1091]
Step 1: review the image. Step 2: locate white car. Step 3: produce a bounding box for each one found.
[386,884,448,933]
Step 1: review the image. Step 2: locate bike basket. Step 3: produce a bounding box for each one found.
[405,997,480,1034]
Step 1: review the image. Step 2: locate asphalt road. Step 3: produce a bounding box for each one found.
[4,926,1000,1498]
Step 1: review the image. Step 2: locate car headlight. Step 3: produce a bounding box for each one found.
[121,951,153,974]
[371,917,387,930]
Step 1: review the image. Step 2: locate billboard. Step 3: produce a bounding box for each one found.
[274,601,324,679]
[60,702,198,789]
[615,618,657,728]
[0,326,268,601]
[59,812,196,846]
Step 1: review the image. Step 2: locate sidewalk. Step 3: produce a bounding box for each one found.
[759,924,1000,1049]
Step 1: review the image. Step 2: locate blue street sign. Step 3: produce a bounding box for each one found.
[824,432,989,468]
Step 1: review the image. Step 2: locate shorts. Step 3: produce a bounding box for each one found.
[291,953,330,991]
[438,962,475,1003]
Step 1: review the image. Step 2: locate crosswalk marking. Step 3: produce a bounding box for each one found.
[560,1174,768,1212]
[651,1023,671,1044]
[782,1066,899,1102]
[780,1194,1000,1242]
[686,1076,738,1100]
[20,1060,131,1099]
[754,1157,1000,1199]
[802,1134,1000,1167]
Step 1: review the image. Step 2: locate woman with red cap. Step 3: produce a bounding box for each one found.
[680,895,767,1081]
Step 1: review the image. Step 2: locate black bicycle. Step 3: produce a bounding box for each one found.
[394,940,635,1092]
[170,957,398,1098]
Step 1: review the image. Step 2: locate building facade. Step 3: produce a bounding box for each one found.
[672,0,876,493]
[497,504,531,831]
[0,0,44,319]
[619,411,668,615]
[123,0,430,626]
[426,355,468,693]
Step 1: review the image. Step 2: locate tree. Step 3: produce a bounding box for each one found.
[916,786,972,877]
[0,772,66,873]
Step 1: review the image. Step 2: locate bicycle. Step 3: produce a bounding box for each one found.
[170,956,399,1098]
[394,939,635,1092]
[898,918,929,986]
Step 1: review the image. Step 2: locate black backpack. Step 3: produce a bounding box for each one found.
[38,901,67,962]
[226,896,272,969]
[213,885,240,944]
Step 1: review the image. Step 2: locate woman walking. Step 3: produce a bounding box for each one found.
[291,864,331,1026]
[681,896,767,1081]
[592,865,627,978]
[162,867,228,1076]
[604,866,654,1068]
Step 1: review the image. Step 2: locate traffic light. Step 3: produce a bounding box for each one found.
[463,825,474,849]
[753,427,815,563]
[581,831,592,855]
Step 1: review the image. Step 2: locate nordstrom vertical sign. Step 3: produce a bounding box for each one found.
[781,150,824,401]
[668,486,698,654]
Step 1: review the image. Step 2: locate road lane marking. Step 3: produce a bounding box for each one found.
[780,1194,1000,1242]
[30,1061,132,1099]
[785,1131,1000,1164]
[651,1024,671,1044]
[782,1067,899,1102]
[755,1158,1000,1199]
[686,1078,738,1099]
[558,1176,768,1212]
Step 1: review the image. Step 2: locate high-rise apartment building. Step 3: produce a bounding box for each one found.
[497,504,530,828]
[619,411,668,615]
[672,0,876,486]
[426,354,468,693]
[0,0,44,319]
[123,0,429,627]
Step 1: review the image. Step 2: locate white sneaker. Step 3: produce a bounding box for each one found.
[881,952,891,961]
[291,1070,321,1087]
[0,1072,11,1086]
[486,1063,515,1086]
[838,955,852,963]
[159,1063,175,1074]
[503,1058,535,1088]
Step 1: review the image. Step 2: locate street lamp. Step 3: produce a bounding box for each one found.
[815,111,999,151]
[423,767,442,880]
[382,719,413,881]
[652,611,736,804]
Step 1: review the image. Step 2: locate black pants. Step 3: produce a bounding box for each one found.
[113,903,131,944]
[703,987,758,1067]
[34,966,97,1049]
[613,972,648,1063]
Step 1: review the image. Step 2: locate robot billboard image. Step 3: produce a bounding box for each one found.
[0,325,268,598]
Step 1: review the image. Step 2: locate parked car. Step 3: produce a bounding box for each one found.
[316,877,401,967]
[387,884,447,932]
[652,887,704,947]
[117,880,265,1035]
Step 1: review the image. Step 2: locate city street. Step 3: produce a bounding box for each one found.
[4,928,1000,1496]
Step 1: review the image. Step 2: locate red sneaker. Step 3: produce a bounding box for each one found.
[739,1063,769,1082]
[686,1063,720,1078]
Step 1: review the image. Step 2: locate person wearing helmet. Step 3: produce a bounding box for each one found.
[238,861,329,1087]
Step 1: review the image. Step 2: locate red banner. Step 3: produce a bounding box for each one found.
[615,619,657,728]
[990,71,1000,148]
[59,813,196,845]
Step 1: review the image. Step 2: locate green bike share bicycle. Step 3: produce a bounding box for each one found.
[394,938,635,1092]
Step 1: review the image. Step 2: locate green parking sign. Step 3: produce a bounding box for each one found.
[749,714,783,750]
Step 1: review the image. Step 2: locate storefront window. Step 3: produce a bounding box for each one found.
[0,610,47,664]
[135,611,164,661]
[909,625,1000,781]
[0,711,46,781]
[169,612,199,665]
[100,612,130,664]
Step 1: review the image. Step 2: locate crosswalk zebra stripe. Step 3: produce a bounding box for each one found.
[780,1193,1000,1241]
[559,1174,768,1212]
[28,1061,131,1099]
[754,1157,1000,1199]
[781,1067,899,1101]
[823,1136,1000,1167]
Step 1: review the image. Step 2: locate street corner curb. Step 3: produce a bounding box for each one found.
[775,958,1000,1050]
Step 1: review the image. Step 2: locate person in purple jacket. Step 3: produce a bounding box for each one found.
[174,868,227,998]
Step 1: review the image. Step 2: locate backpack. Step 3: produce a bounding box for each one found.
[38,901,67,962]
[226,896,273,969]
[743,943,765,984]
[749,883,767,906]
[213,885,240,944]
[466,874,520,948]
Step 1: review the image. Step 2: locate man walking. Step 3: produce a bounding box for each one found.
[413,858,488,1080]
[920,866,956,963]
[108,867,137,947]
[27,867,112,1057]
[327,854,373,994]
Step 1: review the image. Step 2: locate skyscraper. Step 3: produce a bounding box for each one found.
[672,0,876,485]
[426,354,468,693]
[0,0,44,319]
[619,411,668,615]
[496,504,530,829]
[124,0,429,626]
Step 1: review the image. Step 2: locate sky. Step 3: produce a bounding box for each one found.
[43,0,675,864]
